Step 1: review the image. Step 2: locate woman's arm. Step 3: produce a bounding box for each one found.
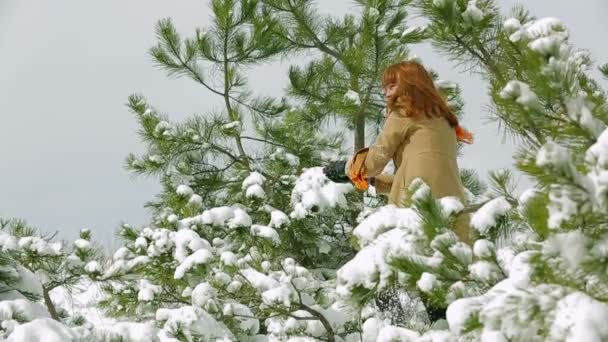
[364,114,410,177]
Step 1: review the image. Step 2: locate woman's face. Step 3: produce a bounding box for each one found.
[383,82,398,102]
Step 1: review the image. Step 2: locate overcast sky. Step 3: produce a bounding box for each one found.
[1,0,607,249]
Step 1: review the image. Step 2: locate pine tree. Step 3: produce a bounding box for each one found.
[0,218,109,339]
[79,0,608,340]
[262,0,452,152]
[96,1,370,340]
[332,0,608,340]
[92,1,486,340]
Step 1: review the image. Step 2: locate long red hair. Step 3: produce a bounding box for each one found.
[382,61,473,144]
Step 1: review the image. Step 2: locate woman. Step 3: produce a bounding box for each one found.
[351,61,473,243]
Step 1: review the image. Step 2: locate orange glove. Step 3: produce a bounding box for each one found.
[347,148,370,191]
[455,125,474,144]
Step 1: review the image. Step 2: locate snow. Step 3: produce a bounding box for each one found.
[250,225,280,245]
[174,249,214,279]
[499,80,540,109]
[508,251,535,289]
[352,206,421,247]
[84,260,102,274]
[226,281,243,293]
[361,317,385,342]
[290,167,353,219]
[167,214,178,223]
[73,238,91,250]
[156,306,234,341]
[481,330,508,342]
[402,25,427,37]
[220,251,238,266]
[243,172,266,189]
[462,0,484,22]
[586,128,608,168]
[246,184,266,199]
[417,272,437,293]
[17,236,61,255]
[518,188,539,208]
[508,17,567,51]
[0,232,18,251]
[222,120,242,131]
[377,326,420,342]
[368,8,379,17]
[154,121,173,137]
[261,285,293,307]
[503,18,521,32]
[528,35,564,56]
[15,266,43,297]
[260,261,272,272]
[505,17,570,57]
[269,210,290,228]
[586,128,608,208]
[176,184,194,197]
[102,255,150,279]
[0,299,49,321]
[470,197,512,235]
[543,231,589,274]
[223,302,259,334]
[193,206,253,228]
[134,236,148,249]
[344,89,361,106]
[469,261,502,283]
[337,225,427,296]
[546,189,579,229]
[188,194,203,207]
[171,229,211,263]
[98,321,159,342]
[446,297,482,334]
[241,268,279,292]
[113,246,131,260]
[430,231,458,250]
[148,154,164,164]
[549,292,608,341]
[284,153,300,167]
[523,17,566,39]
[6,318,79,342]
[448,242,473,265]
[439,197,464,217]
[473,240,495,259]
[191,282,217,308]
[535,141,586,228]
[138,279,162,302]
[270,148,300,167]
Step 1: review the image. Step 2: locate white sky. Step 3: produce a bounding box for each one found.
[1,0,607,249]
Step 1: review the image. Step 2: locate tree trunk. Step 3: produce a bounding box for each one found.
[43,286,61,321]
[354,111,365,151]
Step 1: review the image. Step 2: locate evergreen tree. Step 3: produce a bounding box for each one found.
[262,0,462,152]
[122,0,359,268]
[96,1,368,340]
[94,0,483,340]
[7,0,603,341]
[0,218,108,339]
[332,0,608,340]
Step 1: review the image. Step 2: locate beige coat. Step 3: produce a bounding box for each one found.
[364,109,471,243]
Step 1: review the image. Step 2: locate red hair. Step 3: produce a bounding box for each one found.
[382,61,473,144]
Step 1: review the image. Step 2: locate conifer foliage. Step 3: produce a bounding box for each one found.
[2,0,608,341]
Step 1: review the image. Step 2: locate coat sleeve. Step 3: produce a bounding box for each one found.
[364,114,410,177]
[372,174,394,194]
